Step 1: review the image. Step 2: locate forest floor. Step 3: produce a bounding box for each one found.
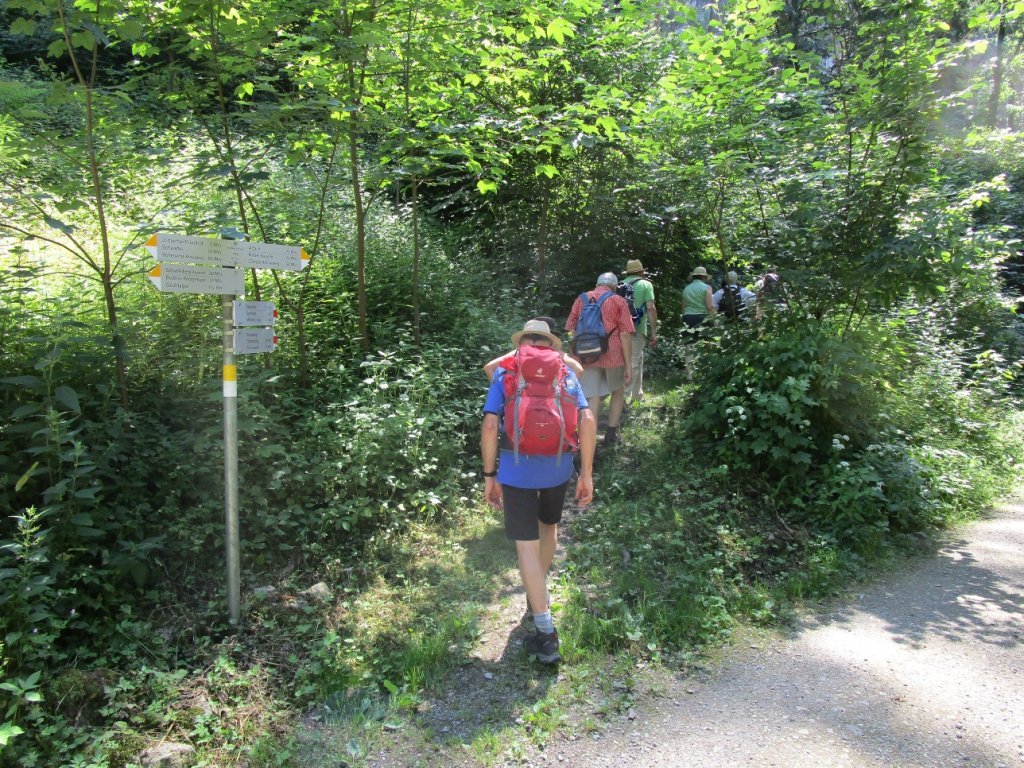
[296,496,1024,768]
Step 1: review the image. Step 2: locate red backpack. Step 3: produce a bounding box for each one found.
[500,346,579,464]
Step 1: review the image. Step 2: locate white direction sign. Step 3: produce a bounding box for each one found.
[233,301,277,327]
[148,264,244,295]
[234,328,277,355]
[146,233,309,271]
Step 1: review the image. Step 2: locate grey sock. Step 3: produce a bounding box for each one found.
[533,611,554,634]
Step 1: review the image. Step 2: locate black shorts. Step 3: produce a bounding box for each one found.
[502,482,569,541]
[682,314,708,344]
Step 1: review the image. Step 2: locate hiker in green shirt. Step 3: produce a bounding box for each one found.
[681,266,716,379]
[620,259,658,402]
[682,266,716,330]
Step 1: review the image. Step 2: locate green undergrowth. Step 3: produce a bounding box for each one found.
[3,318,1020,767]
[559,322,1023,663]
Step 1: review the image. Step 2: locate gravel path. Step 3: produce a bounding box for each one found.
[544,499,1024,768]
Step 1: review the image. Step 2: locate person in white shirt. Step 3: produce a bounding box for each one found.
[712,271,757,319]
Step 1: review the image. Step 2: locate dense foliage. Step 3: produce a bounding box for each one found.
[1,0,1023,764]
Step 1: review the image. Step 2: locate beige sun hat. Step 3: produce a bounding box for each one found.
[625,259,644,275]
[510,319,563,351]
[690,266,709,278]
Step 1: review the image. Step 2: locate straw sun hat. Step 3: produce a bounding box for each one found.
[510,319,563,351]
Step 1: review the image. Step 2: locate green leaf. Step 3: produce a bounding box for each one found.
[0,723,24,747]
[132,41,160,57]
[9,17,36,35]
[1,375,43,388]
[14,462,39,492]
[70,29,96,51]
[54,385,80,413]
[476,179,498,195]
[119,17,143,40]
[546,17,575,44]
[595,115,619,138]
[46,39,67,58]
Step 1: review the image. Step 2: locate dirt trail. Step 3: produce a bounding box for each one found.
[540,499,1024,767]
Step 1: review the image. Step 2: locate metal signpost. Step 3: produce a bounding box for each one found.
[146,233,307,625]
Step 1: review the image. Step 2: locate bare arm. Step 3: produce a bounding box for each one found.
[575,408,596,507]
[481,414,502,509]
[705,286,716,315]
[483,352,512,380]
[562,353,584,377]
[620,330,633,386]
[646,301,658,347]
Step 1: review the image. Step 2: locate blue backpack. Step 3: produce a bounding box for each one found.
[571,291,612,364]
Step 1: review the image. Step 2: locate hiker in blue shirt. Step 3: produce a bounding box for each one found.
[481,319,596,663]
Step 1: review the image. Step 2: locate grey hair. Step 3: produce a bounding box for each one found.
[597,272,618,287]
[726,271,739,285]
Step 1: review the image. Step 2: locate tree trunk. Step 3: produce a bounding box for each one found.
[58,1,129,410]
[537,181,551,280]
[347,75,369,352]
[412,178,422,348]
[989,4,1006,128]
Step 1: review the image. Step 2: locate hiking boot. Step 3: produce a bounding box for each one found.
[523,628,560,664]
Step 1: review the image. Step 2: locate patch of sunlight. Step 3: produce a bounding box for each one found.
[800,615,1021,757]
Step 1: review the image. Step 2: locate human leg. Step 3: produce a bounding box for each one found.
[608,387,626,428]
[580,367,604,426]
[519,533,561,663]
[515,539,549,616]
[505,482,566,616]
[628,334,645,401]
[603,367,627,441]
[534,483,567,606]
[681,315,705,380]
[538,521,557,577]
[507,483,566,663]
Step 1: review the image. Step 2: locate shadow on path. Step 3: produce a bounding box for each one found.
[540,499,1024,768]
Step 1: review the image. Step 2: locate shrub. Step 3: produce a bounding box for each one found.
[685,311,1021,545]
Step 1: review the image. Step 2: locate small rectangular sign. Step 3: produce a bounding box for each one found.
[148,263,244,295]
[233,328,277,355]
[146,233,308,271]
[233,301,277,327]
